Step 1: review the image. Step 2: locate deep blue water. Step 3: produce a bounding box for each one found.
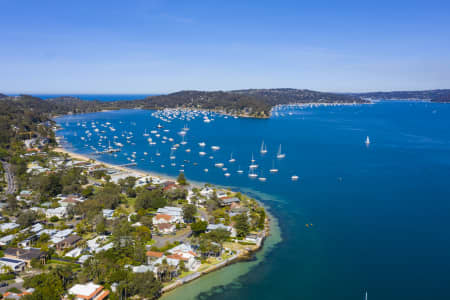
[55,101,450,300]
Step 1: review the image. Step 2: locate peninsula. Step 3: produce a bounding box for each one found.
[0,100,269,299]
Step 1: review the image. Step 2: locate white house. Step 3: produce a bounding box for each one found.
[0,234,16,246]
[45,207,67,219]
[153,214,178,225]
[156,207,183,223]
[0,222,19,232]
[68,282,109,300]
[0,258,26,273]
[102,209,115,219]
[155,223,176,234]
[207,223,237,237]
[65,247,84,258]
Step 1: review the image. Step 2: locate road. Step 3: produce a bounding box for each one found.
[0,279,23,295]
[2,161,16,195]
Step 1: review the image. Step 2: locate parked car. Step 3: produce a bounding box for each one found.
[0,282,9,288]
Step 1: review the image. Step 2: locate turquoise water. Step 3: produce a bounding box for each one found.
[55,101,450,300]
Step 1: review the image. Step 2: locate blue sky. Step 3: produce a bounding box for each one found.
[1,0,450,93]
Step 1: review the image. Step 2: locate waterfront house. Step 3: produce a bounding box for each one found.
[220,197,240,206]
[68,282,109,300]
[207,223,237,237]
[146,251,164,264]
[245,234,259,244]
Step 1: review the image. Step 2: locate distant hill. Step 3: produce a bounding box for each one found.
[231,88,365,105]
[354,89,450,102]
[0,93,8,99]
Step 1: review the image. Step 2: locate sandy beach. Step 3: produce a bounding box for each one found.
[53,146,174,180]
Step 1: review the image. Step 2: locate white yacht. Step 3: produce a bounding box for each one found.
[211,146,220,151]
[260,141,268,154]
[248,168,258,178]
[269,160,279,173]
[237,165,244,174]
[198,142,206,147]
[229,153,236,163]
[277,144,286,159]
[291,175,299,181]
[249,153,258,169]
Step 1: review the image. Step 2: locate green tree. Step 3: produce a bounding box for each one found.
[135,189,166,210]
[190,221,208,236]
[177,172,187,185]
[182,204,197,223]
[205,228,230,244]
[234,213,250,237]
[17,210,37,227]
[23,272,64,300]
[6,194,18,212]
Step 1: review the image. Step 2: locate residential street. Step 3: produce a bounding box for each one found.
[1,161,16,195]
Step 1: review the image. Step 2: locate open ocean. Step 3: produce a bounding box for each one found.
[55,100,450,300]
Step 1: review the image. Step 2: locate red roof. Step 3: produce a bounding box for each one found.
[146,251,164,258]
[155,214,172,221]
[157,223,175,230]
[167,254,189,261]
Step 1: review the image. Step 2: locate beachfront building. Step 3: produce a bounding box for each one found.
[207,223,237,237]
[68,282,109,300]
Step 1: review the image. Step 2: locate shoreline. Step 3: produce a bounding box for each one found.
[52,144,272,296]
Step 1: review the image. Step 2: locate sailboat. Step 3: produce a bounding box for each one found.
[277,144,286,159]
[258,170,267,182]
[237,165,244,174]
[260,141,268,154]
[249,153,258,169]
[365,136,370,145]
[269,160,279,173]
[248,167,258,178]
[364,291,368,300]
[229,153,236,163]
[143,129,149,137]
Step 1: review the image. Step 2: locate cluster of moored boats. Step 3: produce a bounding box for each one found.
[66,109,300,182]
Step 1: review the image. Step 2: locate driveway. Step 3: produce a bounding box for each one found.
[153,228,192,248]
